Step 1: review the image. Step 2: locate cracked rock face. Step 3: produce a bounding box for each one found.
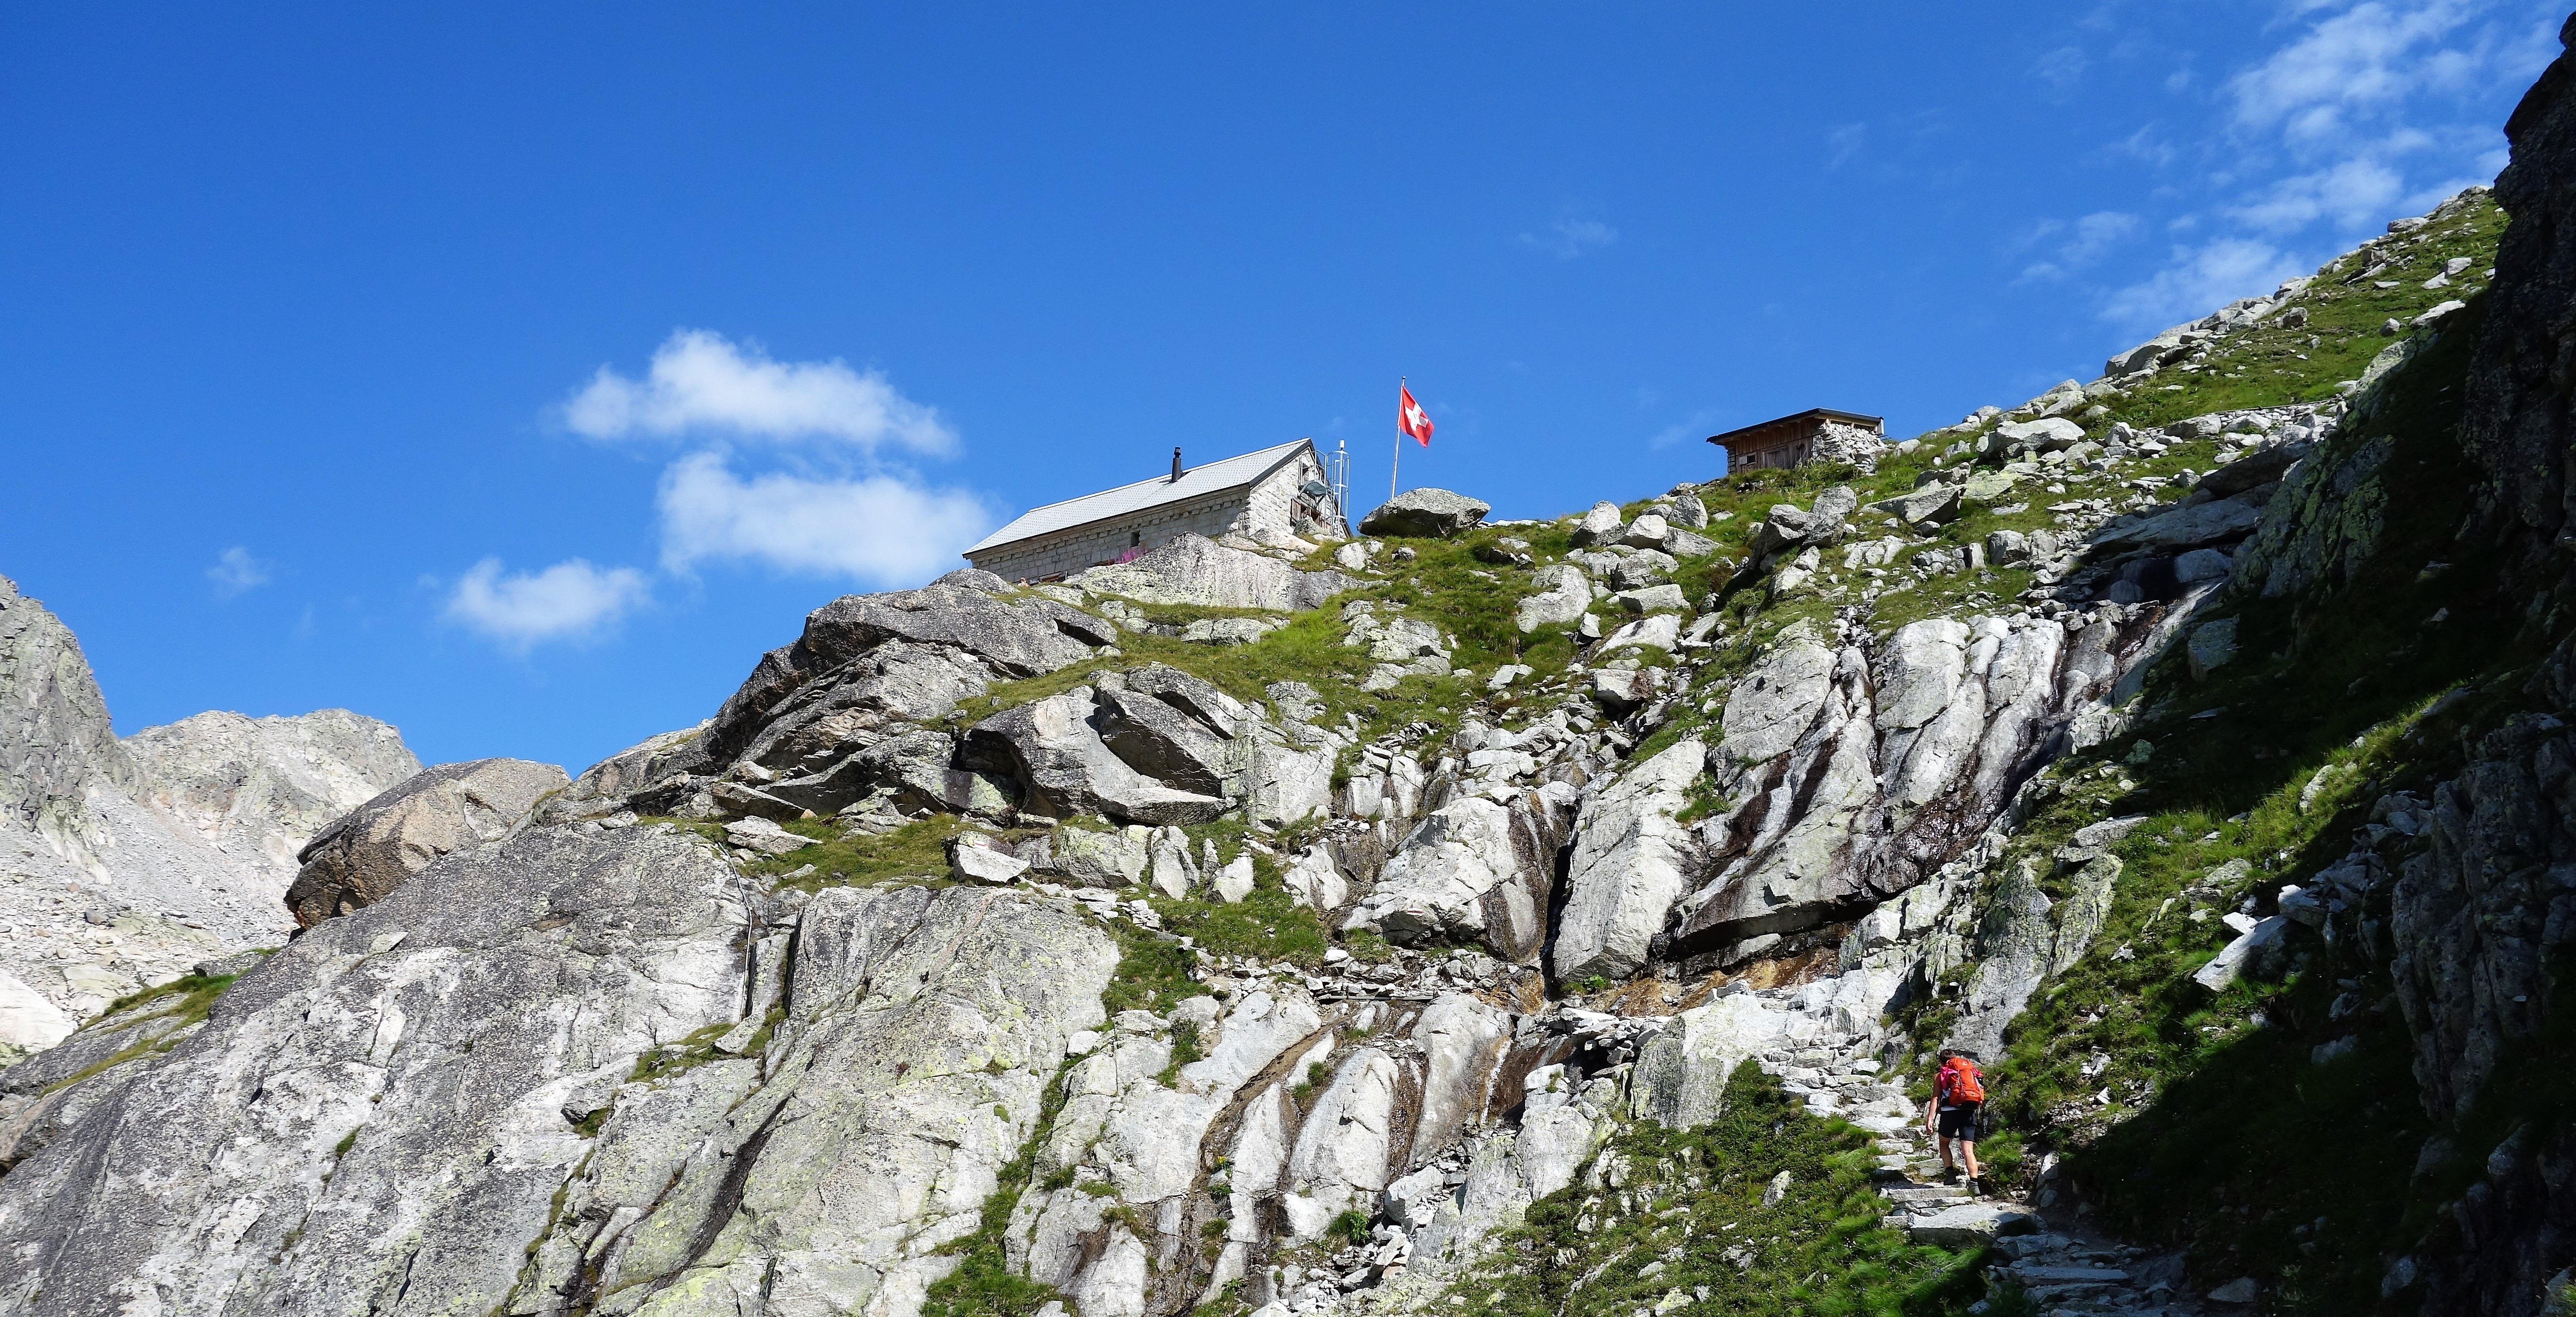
[728,640,1002,785]
[1551,738,1707,982]
[1670,611,2117,964]
[0,825,754,1316]
[970,687,1233,825]
[0,572,128,835]
[986,985,1543,1317]
[2376,47,2576,1313]
[0,827,1122,1317]
[1353,784,1578,964]
[765,727,966,817]
[1942,851,2123,1061]
[551,882,1118,1317]
[2087,491,2271,553]
[2231,431,2393,601]
[1628,994,1795,1128]
[2389,706,2576,1121]
[1093,677,1240,799]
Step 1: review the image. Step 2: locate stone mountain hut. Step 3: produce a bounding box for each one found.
[1706,408,1886,473]
[962,438,1346,582]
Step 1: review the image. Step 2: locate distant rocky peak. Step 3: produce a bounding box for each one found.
[123,708,425,871]
[0,571,131,831]
[0,568,427,1039]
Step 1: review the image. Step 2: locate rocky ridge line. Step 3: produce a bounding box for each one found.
[0,162,2556,1317]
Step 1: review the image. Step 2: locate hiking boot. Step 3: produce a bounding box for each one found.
[1965,1176,1983,1197]
[1939,1166,1959,1184]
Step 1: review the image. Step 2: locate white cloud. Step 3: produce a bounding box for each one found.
[2035,45,2090,89]
[206,546,271,599]
[2111,122,2178,167]
[1648,406,1726,451]
[2232,155,2409,231]
[2103,237,2310,331]
[2015,217,2068,250]
[2017,211,2142,283]
[2085,2,2545,336]
[2067,211,2144,262]
[498,329,1006,632]
[445,558,650,649]
[1826,122,1868,167]
[1519,218,1618,259]
[562,329,956,454]
[2229,0,2490,146]
[2225,0,2566,154]
[657,452,995,585]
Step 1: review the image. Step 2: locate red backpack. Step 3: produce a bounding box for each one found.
[1940,1057,1986,1103]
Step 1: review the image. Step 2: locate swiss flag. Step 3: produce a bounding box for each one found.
[1398,384,1434,446]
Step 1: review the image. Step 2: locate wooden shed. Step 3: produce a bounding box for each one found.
[1706,408,1886,472]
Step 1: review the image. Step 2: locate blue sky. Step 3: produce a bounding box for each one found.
[0,2,2556,773]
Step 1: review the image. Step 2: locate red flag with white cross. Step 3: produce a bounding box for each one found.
[1398,384,1433,446]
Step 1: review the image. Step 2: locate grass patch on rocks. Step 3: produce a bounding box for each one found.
[1101,923,1200,1017]
[1149,866,1330,970]
[958,606,1378,730]
[628,1019,745,1083]
[97,970,242,1023]
[762,815,972,889]
[2096,193,2504,431]
[39,971,242,1095]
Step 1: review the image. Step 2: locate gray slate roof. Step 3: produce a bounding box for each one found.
[963,439,1314,557]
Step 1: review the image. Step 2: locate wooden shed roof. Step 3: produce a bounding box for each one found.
[1704,408,1884,450]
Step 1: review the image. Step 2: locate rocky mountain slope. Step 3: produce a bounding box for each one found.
[8,28,2576,1317]
[0,573,423,1054]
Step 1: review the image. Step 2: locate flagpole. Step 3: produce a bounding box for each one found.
[1392,376,1403,501]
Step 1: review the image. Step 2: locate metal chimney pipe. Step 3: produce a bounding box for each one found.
[1171,447,1183,482]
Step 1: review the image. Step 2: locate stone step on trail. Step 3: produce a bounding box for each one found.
[1881,1184,1970,1205]
[2008,1263,2132,1285]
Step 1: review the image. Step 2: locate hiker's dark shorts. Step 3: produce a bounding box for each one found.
[1937,1102,1982,1139]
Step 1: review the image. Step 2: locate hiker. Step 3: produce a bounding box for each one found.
[1925,1047,1987,1193]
